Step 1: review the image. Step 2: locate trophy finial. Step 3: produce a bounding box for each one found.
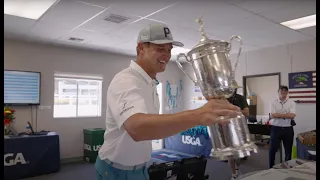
[196,16,204,31]
[196,16,208,42]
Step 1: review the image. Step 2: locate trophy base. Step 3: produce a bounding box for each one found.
[209,142,258,161]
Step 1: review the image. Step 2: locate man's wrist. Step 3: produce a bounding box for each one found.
[184,109,201,126]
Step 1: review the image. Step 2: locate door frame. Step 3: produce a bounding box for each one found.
[242,72,281,100]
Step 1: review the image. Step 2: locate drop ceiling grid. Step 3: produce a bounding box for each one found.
[28,21,74,41]
[78,7,143,34]
[38,0,105,28]
[228,0,304,15]
[298,26,316,37]
[256,0,316,23]
[75,0,178,17]
[3,0,316,57]
[148,1,254,33]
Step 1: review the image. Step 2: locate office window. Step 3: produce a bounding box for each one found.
[54,73,103,118]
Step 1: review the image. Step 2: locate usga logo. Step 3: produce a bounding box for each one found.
[84,144,101,152]
[182,135,202,146]
[4,153,28,166]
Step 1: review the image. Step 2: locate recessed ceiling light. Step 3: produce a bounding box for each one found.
[280,14,316,30]
[4,0,59,20]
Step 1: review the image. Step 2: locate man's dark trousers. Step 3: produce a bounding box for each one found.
[269,126,294,168]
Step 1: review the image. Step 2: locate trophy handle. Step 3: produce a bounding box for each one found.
[176,53,197,84]
[229,36,243,75]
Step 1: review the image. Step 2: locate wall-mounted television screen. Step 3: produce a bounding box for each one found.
[4,70,41,105]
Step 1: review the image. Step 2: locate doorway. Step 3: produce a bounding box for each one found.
[243,73,281,116]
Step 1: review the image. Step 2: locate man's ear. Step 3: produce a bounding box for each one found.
[137,43,145,54]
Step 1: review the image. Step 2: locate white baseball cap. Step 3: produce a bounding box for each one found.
[137,23,184,47]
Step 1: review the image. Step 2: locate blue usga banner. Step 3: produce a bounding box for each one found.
[164,126,212,157]
[4,153,28,166]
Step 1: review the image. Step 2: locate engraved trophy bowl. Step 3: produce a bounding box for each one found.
[176,17,258,160]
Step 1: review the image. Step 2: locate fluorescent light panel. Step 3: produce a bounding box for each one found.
[281,14,316,30]
[4,0,58,20]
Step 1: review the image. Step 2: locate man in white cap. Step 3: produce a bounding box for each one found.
[95,22,240,180]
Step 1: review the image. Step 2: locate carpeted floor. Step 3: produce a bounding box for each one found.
[23,146,279,180]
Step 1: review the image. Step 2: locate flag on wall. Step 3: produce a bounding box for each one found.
[288,71,316,103]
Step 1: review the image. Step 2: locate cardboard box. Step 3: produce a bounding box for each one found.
[247,95,257,105]
[298,130,316,145]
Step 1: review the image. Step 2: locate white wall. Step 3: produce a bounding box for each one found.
[182,39,316,145]
[4,39,184,159]
[246,75,279,115]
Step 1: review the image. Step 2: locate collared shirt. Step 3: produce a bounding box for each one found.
[270,97,296,127]
[99,60,160,166]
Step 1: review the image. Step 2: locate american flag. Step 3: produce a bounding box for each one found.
[288,71,316,103]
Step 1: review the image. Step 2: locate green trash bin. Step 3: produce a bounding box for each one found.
[83,128,105,163]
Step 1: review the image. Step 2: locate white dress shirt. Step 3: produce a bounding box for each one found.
[270,97,296,127]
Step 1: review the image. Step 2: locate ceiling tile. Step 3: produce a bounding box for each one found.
[40,0,104,27]
[298,26,316,38]
[89,33,126,47]
[148,1,253,32]
[74,0,178,17]
[224,0,248,3]
[245,30,312,48]
[4,0,316,58]
[4,15,36,36]
[205,14,312,47]
[79,7,141,33]
[28,21,73,40]
[57,28,96,44]
[57,28,127,51]
[70,0,112,8]
[230,0,302,14]
[108,19,158,41]
[260,0,316,23]
[109,0,178,17]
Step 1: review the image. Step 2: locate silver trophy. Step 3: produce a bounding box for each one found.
[176,17,258,160]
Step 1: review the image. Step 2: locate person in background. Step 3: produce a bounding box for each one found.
[269,85,296,168]
[227,80,249,180]
[94,22,241,180]
[228,81,249,117]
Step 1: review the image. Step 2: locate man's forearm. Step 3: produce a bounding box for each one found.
[286,113,296,119]
[272,113,295,119]
[271,113,286,118]
[124,110,199,141]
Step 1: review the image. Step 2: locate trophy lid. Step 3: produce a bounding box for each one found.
[189,17,229,55]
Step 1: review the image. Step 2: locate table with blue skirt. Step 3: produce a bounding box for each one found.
[4,132,60,180]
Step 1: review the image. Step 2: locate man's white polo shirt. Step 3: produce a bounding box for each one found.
[270,97,296,127]
[98,60,160,166]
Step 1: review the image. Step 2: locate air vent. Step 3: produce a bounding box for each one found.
[103,14,130,24]
[68,37,84,42]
